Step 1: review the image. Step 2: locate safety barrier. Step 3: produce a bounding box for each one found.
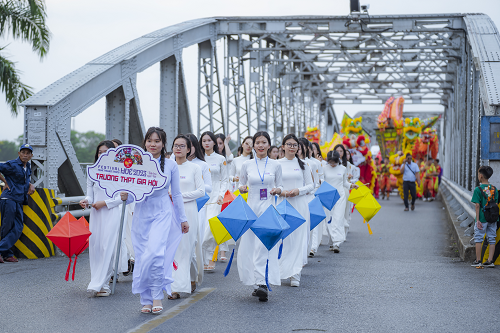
[51,195,90,221]
[0,188,57,259]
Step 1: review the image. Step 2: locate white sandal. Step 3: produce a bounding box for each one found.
[152,306,163,314]
[96,288,110,297]
[141,306,152,314]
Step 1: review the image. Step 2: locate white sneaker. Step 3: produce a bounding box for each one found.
[290,278,300,287]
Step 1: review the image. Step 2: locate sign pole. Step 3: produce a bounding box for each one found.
[111,200,127,295]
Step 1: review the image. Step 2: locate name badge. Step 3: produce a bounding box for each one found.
[294,169,300,171]
[260,188,268,200]
[180,176,186,179]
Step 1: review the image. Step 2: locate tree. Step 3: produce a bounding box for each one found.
[70,130,105,163]
[0,0,50,115]
[0,139,17,160]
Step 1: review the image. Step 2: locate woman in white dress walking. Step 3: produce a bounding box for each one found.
[79,140,130,297]
[169,135,205,299]
[200,131,228,270]
[186,133,212,291]
[278,134,314,287]
[323,151,357,253]
[238,131,283,302]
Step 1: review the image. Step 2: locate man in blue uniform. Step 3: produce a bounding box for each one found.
[0,144,35,263]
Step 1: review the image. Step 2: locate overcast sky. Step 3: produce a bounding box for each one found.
[2,0,500,141]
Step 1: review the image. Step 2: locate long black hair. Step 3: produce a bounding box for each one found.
[94,140,115,163]
[186,133,205,162]
[215,133,227,156]
[241,135,254,159]
[172,134,192,159]
[252,131,271,157]
[299,137,311,158]
[327,150,341,164]
[333,144,348,167]
[297,140,306,160]
[199,131,219,155]
[143,127,167,172]
[346,149,354,165]
[312,142,321,159]
[282,134,305,170]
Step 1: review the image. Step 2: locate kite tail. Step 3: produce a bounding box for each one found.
[71,256,78,281]
[65,257,72,281]
[278,241,283,260]
[212,245,219,262]
[173,260,178,271]
[352,204,356,213]
[363,218,366,224]
[328,216,332,224]
[223,249,235,277]
[367,223,373,235]
[265,257,272,292]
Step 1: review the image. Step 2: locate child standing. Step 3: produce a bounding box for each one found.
[471,166,498,268]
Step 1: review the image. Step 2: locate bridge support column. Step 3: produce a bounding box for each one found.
[160,55,179,145]
[105,86,127,144]
[159,55,192,145]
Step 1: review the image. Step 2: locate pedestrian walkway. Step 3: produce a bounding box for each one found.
[2,195,500,332]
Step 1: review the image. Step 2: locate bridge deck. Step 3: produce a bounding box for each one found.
[1,196,499,332]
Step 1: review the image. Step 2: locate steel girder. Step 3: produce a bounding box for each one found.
[20,14,500,197]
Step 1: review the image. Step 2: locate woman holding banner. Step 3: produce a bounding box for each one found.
[132,127,188,315]
[169,135,205,299]
[79,140,130,297]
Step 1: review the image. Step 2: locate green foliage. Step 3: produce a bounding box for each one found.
[70,130,105,163]
[0,0,51,115]
[0,139,17,161]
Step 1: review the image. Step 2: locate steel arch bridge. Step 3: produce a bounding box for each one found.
[21,13,500,199]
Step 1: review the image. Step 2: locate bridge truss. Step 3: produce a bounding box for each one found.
[21,14,500,196]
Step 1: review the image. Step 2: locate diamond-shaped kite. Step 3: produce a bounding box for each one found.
[348,181,371,204]
[196,193,210,211]
[355,193,381,222]
[275,199,306,240]
[46,212,91,281]
[251,205,290,251]
[250,205,290,291]
[308,196,327,231]
[221,190,237,211]
[314,181,340,210]
[208,216,233,245]
[217,195,258,241]
[214,195,258,276]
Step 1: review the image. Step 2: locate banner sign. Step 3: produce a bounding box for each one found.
[87,144,168,202]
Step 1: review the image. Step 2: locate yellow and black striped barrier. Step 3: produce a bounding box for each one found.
[0,188,57,259]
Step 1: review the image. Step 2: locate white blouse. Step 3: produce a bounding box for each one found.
[323,164,351,195]
[278,157,314,196]
[205,152,228,198]
[177,161,205,203]
[229,154,251,182]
